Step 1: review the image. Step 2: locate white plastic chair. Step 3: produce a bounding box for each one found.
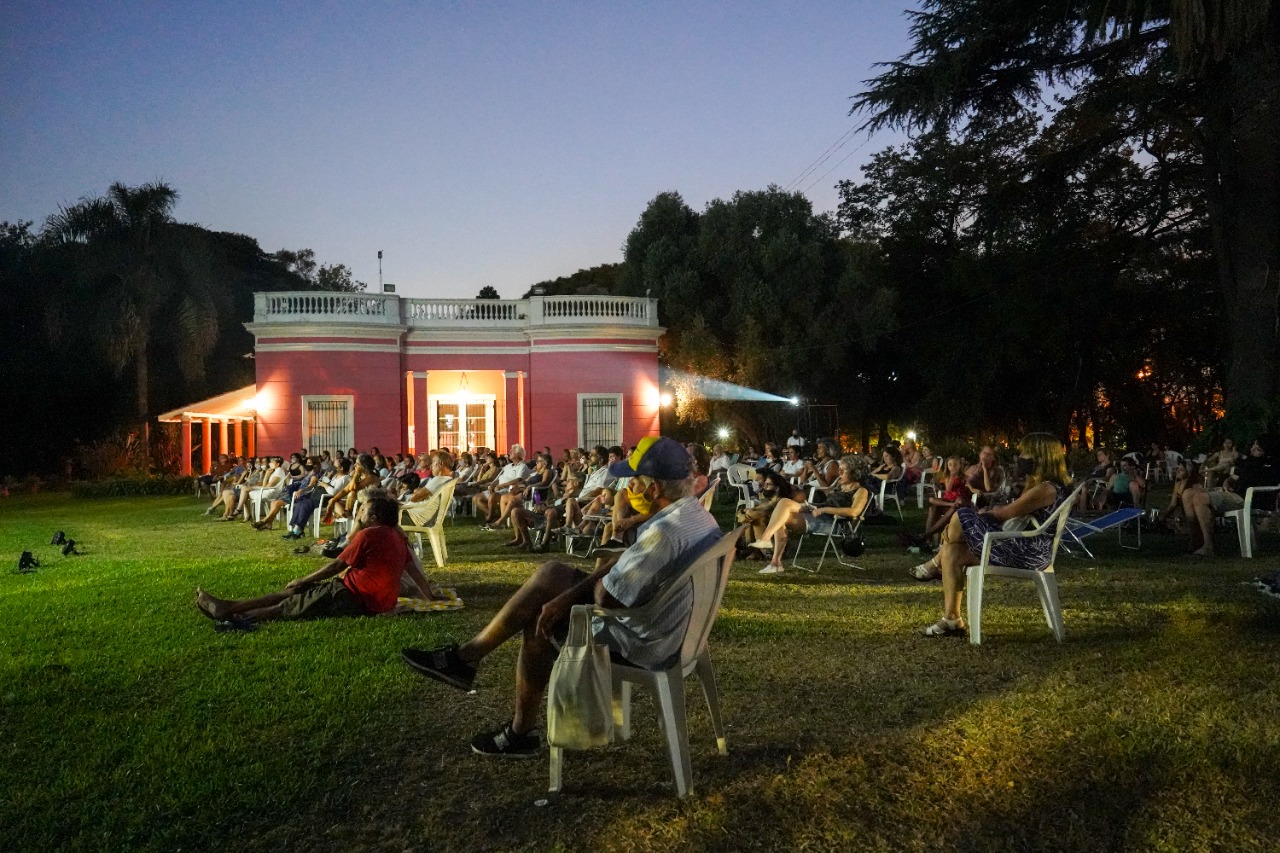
[876,469,905,520]
[915,478,938,509]
[698,477,720,512]
[1225,485,1280,558]
[549,526,744,797]
[725,463,757,513]
[399,479,458,568]
[966,484,1085,645]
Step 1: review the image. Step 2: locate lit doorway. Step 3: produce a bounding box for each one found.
[429,395,495,452]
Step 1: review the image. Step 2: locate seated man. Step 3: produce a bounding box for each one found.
[707,443,732,478]
[780,446,807,482]
[400,436,721,757]
[475,444,531,527]
[557,445,623,529]
[195,495,436,625]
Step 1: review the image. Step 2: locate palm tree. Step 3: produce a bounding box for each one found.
[44,182,223,449]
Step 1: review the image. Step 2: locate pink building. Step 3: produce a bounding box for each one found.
[239,291,664,461]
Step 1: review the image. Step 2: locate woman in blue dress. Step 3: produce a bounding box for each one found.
[912,432,1073,637]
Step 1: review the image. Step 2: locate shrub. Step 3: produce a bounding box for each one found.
[71,477,193,498]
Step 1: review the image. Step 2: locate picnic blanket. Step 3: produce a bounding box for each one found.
[384,586,465,615]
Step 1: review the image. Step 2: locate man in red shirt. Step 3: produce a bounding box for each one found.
[195,495,434,626]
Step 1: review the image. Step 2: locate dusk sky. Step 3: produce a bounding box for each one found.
[2,1,913,300]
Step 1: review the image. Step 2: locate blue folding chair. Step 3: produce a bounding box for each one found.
[1063,508,1142,558]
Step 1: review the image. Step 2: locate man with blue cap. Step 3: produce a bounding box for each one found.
[400,436,722,758]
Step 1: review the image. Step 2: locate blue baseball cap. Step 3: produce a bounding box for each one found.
[607,436,693,480]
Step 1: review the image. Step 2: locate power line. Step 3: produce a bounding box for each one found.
[800,136,872,195]
[782,124,861,193]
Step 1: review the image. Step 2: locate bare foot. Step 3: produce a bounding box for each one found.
[195,589,232,620]
[1190,546,1214,558]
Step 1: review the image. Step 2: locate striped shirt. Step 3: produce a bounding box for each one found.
[598,495,723,669]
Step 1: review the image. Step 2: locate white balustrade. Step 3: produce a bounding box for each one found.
[404,299,523,325]
[253,292,659,329]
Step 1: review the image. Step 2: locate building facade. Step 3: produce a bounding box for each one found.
[242,291,664,459]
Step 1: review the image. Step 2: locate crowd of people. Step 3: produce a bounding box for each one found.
[189,428,1280,757]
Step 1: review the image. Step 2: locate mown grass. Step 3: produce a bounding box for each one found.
[2,491,1279,852]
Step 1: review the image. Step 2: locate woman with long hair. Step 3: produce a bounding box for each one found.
[912,433,1073,637]
[747,456,872,574]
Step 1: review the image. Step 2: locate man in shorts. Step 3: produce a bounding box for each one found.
[400,436,722,758]
[195,495,435,625]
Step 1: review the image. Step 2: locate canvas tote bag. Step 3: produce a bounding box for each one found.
[546,607,614,749]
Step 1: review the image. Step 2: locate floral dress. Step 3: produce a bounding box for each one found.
[956,482,1070,570]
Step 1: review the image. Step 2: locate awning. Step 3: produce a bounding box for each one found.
[156,385,258,423]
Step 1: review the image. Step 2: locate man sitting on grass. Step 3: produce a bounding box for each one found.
[400,436,722,758]
[195,495,436,626]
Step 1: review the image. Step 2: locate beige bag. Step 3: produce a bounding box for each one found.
[546,607,614,749]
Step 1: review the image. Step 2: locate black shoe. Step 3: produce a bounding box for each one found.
[401,644,476,691]
[16,551,39,573]
[593,544,628,556]
[50,531,66,546]
[470,722,540,759]
[61,540,78,556]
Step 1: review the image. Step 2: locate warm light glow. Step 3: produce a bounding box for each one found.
[243,391,269,413]
[717,427,730,440]
[659,392,673,407]
[906,431,917,441]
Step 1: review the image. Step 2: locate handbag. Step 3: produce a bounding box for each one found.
[546,607,615,750]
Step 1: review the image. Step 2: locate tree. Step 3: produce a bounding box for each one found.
[274,248,365,291]
[838,76,1217,445]
[315,263,366,292]
[622,187,889,445]
[853,0,1280,416]
[43,182,228,446]
[520,264,623,298]
[476,285,501,299]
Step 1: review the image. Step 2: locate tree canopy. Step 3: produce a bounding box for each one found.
[0,183,369,476]
[854,0,1279,430]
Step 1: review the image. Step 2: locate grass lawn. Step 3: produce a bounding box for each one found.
[2,489,1280,852]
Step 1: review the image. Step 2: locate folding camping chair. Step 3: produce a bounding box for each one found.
[1063,507,1142,558]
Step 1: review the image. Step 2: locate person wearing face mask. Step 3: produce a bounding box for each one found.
[597,472,659,550]
[737,469,807,557]
[747,457,872,574]
[400,436,721,758]
[912,433,1073,636]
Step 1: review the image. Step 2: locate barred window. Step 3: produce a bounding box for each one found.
[577,393,622,448]
[302,396,354,455]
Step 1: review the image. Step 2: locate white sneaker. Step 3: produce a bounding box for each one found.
[747,540,773,550]
[758,565,784,574]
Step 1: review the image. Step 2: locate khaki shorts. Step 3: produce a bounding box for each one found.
[1208,490,1246,514]
[279,577,369,619]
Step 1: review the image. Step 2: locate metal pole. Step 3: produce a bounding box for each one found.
[378,250,383,292]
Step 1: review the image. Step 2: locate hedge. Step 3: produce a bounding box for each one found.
[71,477,195,498]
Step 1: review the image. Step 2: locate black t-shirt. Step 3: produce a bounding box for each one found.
[1235,455,1280,492]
